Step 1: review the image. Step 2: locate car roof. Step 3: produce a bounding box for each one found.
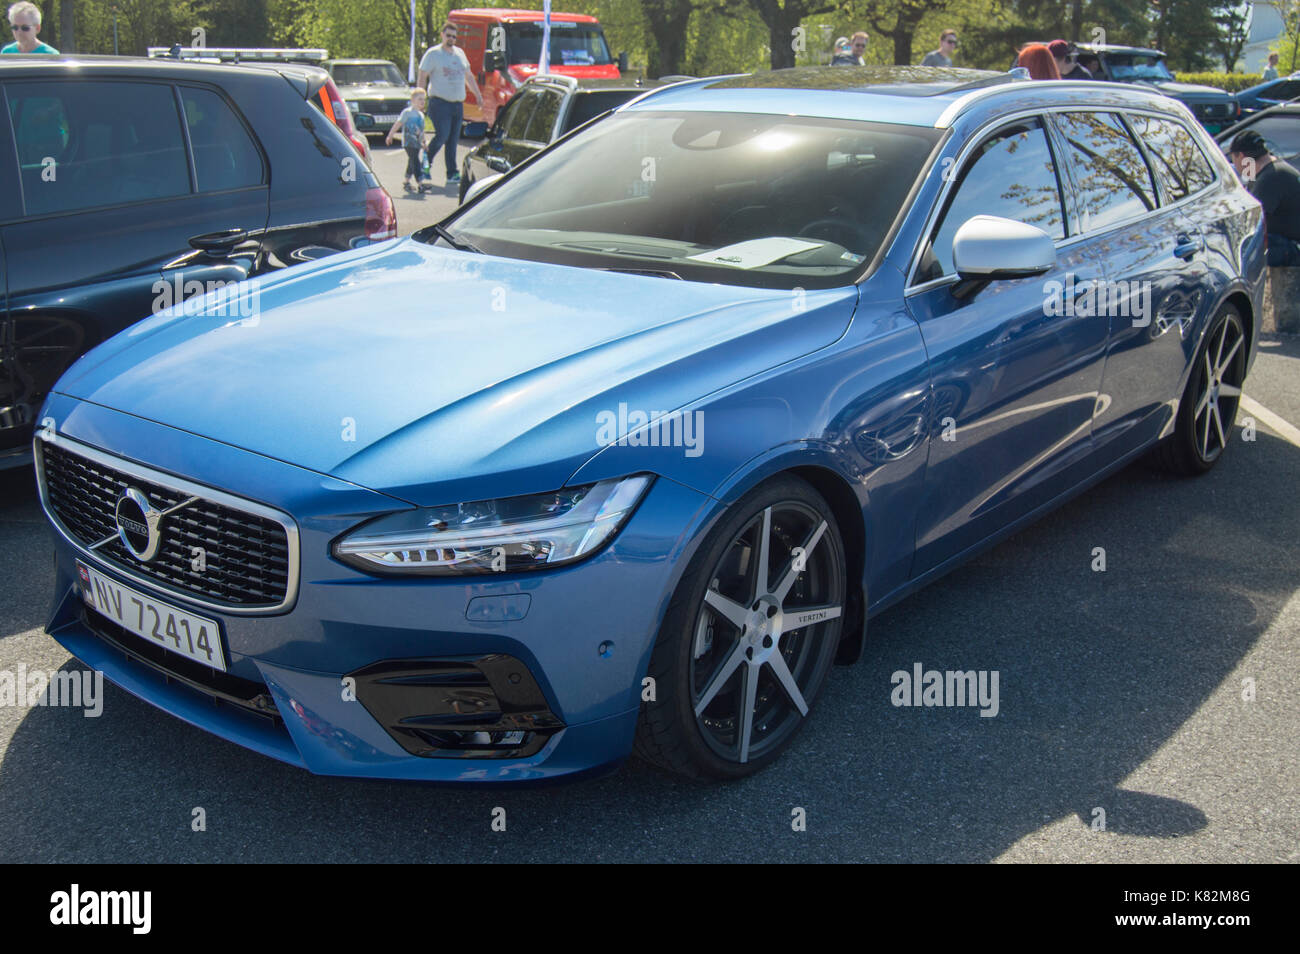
[326,59,400,67]
[0,54,301,83]
[621,66,1188,128]
[523,74,674,93]
[1217,102,1300,142]
[1075,43,1165,57]
[450,8,599,24]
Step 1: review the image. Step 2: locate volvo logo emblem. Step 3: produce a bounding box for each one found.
[114,487,163,562]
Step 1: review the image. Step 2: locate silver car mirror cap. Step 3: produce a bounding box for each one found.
[462,174,504,204]
[951,214,1056,299]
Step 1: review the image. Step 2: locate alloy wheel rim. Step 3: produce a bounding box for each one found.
[689,501,843,764]
[1192,315,1245,463]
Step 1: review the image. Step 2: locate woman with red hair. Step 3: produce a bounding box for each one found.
[1016,43,1060,80]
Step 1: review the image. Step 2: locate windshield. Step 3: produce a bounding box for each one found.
[436,111,941,289]
[1104,54,1174,82]
[332,63,405,86]
[506,23,612,67]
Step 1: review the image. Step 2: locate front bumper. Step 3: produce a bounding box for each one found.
[38,394,712,783]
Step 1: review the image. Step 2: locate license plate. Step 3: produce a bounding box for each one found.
[374,113,400,123]
[78,562,227,672]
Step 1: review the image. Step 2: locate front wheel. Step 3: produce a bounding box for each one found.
[634,476,846,780]
[1152,304,1247,475]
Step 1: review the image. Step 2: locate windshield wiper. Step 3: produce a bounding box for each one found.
[432,224,483,254]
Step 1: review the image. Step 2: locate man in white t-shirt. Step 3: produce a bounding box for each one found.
[417,21,483,185]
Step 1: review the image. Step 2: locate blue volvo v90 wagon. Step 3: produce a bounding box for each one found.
[35,67,1265,782]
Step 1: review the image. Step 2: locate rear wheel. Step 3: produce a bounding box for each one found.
[634,476,846,780]
[1152,304,1247,475]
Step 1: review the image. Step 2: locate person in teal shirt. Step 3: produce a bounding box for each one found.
[3,2,59,54]
[1262,53,1281,82]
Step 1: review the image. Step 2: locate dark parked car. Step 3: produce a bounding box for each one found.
[0,56,396,467]
[1235,73,1300,115]
[147,46,373,165]
[459,74,672,201]
[323,59,412,140]
[1216,103,1300,166]
[1074,43,1239,132]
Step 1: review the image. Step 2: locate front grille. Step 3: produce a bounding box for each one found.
[1192,102,1233,121]
[351,98,405,114]
[41,440,292,610]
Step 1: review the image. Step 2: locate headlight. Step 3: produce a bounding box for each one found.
[347,101,360,112]
[333,474,653,576]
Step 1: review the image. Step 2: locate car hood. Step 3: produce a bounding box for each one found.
[54,240,858,505]
[337,85,409,100]
[1144,80,1233,100]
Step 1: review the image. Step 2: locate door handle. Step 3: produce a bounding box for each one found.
[1173,232,1203,260]
[190,229,249,254]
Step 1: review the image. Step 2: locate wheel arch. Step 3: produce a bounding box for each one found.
[699,448,871,666]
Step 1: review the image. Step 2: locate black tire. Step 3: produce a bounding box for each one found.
[634,475,846,780]
[1151,304,1248,476]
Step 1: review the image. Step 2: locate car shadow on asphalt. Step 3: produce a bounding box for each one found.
[0,425,1294,862]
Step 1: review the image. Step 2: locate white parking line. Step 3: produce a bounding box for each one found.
[1242,395,1300,449]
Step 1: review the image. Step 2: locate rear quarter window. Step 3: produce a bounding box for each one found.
[181,86,266,192]
[564,90,639,133]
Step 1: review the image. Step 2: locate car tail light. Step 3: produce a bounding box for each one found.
[318,78,370,157]
[365,186,397,241]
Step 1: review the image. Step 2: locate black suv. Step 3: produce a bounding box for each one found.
[459,75,676,202]
[1075,43,1239,132]
[0,57,396,466]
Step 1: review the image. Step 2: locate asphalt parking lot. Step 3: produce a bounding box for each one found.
[369,138,471,236]
[2,326,1296,864]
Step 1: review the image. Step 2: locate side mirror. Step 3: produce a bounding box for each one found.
[618,50,629,74]
[353,112,375,131]
[950,215,1055,299]
[485,50,506,73]
[462,173,503,204]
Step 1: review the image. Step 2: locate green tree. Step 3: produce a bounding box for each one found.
[1210,2,1250,72]
[867,0,955,65]
[1274,0,1300,73]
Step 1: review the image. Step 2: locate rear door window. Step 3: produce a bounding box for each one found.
[523,88,563,143]
[502,89,541,140]
[8,80,191,216]
[1233,114,1300,165]
[1125,113,1215,201]
[180,87,265,192]
[1053,111,1158,230]
[1264,79,1300,101]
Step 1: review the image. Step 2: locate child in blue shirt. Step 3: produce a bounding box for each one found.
[386,88,431,193]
